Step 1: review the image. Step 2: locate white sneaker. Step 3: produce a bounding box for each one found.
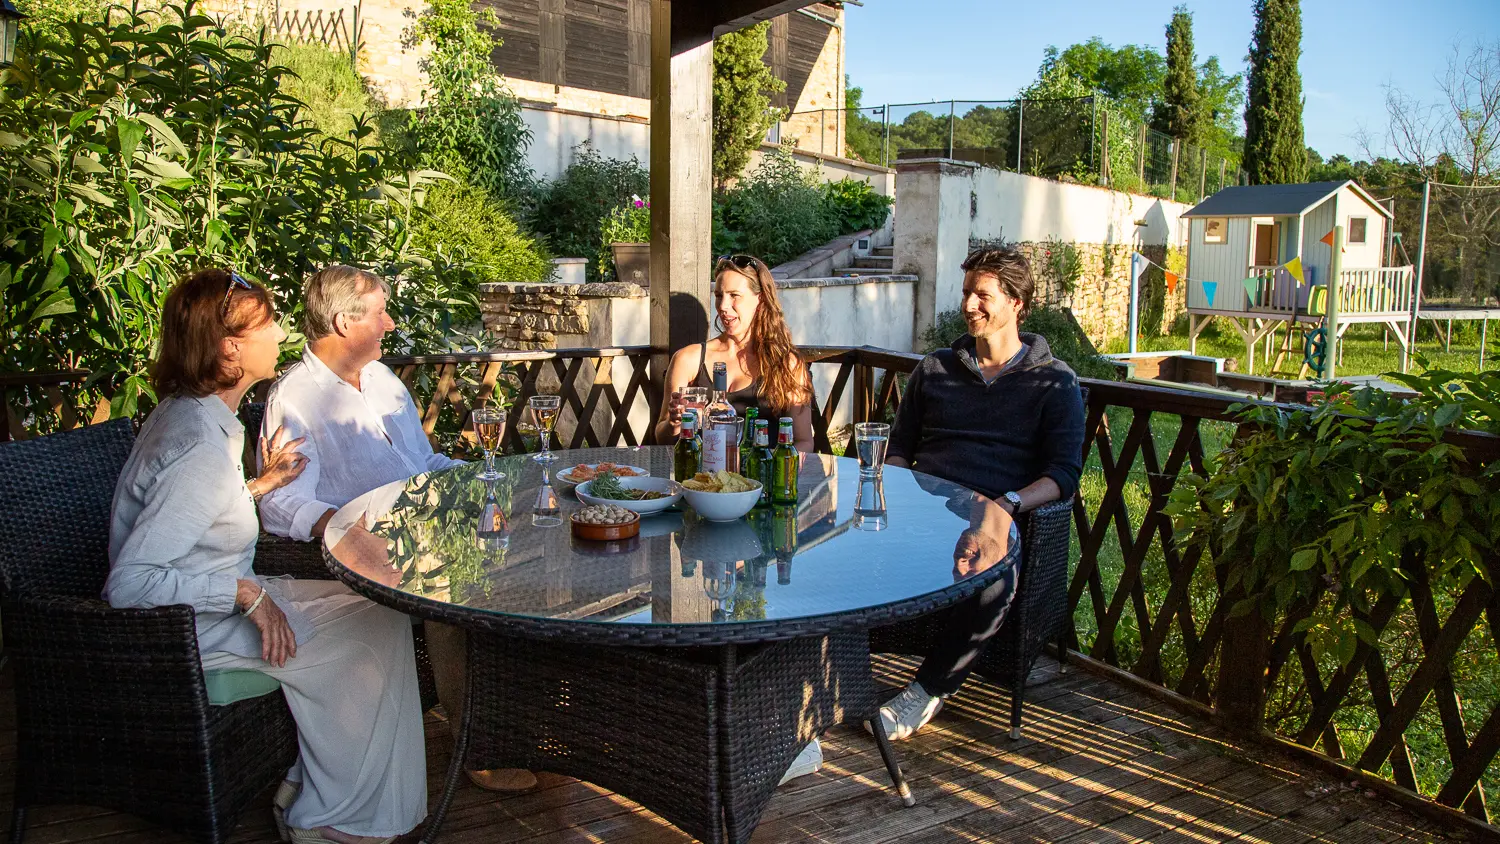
[778,738,824,785]
[872,681,942,741]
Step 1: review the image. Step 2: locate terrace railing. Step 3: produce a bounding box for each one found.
[4,344,1498,831]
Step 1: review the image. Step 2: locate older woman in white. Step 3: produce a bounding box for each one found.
[104,269,426,844]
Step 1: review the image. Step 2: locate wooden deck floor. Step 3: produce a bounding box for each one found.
[0,656,1469,844]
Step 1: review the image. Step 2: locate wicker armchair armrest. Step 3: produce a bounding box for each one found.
[2,593,216,721]
[254,532,334,580]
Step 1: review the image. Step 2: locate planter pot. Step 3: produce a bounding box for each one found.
[611,242,650,285]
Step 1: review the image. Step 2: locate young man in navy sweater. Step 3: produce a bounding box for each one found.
[878,246,1086,740]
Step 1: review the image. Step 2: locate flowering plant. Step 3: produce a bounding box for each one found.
[597,196,652,279]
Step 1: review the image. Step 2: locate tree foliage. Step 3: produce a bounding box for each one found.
[1151,5,1202,143]
[712,21,785,189]
[844,76,884,164]
[0,2,506,419]
[1039,38,1164,125]
[1243,0,1307,184]
[402,0,532,202]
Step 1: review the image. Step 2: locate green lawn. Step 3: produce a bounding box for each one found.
[1101,316,1497,378]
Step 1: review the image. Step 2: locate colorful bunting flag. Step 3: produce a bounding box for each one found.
[1283,257,1305,286]
[1319,230,1347,253]
[1242,277,1260,303]
[1164,271,1178,294]
[1201,280,1218,307]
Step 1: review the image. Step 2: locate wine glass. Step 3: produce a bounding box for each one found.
[473,407,506,481]
[533,466,562,527]
[529,395,561,464]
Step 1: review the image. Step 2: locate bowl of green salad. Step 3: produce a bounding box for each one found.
[575,471,683,516]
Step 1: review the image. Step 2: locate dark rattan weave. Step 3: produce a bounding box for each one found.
[869,496,1075,737]
[0,421,299,844]
[464,633,876,844]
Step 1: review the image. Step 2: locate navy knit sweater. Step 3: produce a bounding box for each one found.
[887,332,1085,501]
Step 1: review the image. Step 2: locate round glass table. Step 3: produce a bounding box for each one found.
[324,447,1018,844]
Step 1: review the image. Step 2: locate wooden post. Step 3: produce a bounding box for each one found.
[1327,225,1344,382]
[1169,140,1180,199]
[1136,123,1146,185]
[1098,109,1110,185]
[1198,147,1208,201]
[648,0,713,403]
[1214,559,1273,730]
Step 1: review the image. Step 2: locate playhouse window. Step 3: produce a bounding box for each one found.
[1348,217,1367,244]
[1202,218,1227,244]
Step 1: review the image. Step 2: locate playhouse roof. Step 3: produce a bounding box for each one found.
[1183,180,1392,219]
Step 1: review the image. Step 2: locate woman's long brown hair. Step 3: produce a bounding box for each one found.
[716,257,810,412]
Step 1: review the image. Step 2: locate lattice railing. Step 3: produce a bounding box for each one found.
[7,345,1500,829]
[266,6,352,53]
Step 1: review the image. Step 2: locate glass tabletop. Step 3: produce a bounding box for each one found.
[323,447,1018,639]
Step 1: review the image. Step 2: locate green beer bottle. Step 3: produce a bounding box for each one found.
[746,419,774,506]
[740,407,759,454]
[674,410,701,482]
[771,417,798,505]
[771,504,798,584]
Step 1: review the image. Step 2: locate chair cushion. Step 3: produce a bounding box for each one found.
[204,668,282,706]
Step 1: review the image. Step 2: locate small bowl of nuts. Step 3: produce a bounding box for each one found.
[570,504,641,541]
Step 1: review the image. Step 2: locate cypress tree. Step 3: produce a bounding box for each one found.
[712,22,787,190]
[1243,0,1307,184]
[1151,5,1201,143]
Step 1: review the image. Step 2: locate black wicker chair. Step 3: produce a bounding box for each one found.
[869,495,1075,739]
[0,420,300,844]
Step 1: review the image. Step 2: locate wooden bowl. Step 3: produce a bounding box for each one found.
[570,510,641,541]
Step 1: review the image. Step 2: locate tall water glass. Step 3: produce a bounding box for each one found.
[853,476,887,531]
[473,407,506,480]
[854,422,890,478]
[529,395,562,463]
[681,386,710,417]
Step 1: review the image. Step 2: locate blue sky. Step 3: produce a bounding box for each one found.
[843,0,1500,160]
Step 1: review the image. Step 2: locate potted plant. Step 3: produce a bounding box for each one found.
[600,196,651,284]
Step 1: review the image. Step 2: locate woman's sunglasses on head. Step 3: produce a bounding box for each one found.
[220,270,252,316]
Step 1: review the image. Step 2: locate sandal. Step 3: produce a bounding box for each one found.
[273,779,301,843]
[288,827,397,844]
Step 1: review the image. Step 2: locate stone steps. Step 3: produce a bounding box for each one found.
[872,246,894,257]
[853,256,894,269]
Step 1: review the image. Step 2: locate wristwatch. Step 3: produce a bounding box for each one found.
[1001,491,1023,513]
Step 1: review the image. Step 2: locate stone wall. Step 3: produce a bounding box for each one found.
[1016,242,1181,342]
[478,282,646,351]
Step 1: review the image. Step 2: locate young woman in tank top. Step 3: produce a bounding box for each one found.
[653,254,815,449]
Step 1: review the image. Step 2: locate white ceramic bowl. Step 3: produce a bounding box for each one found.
[575,476,682,516]
[679,482,763,522]
[680,516,764,563]
[555,463,649,490]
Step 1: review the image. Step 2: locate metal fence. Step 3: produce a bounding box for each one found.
[789,97,1246,204]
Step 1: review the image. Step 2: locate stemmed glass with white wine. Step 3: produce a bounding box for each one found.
[473,407,507,481]
[529,395,562,463]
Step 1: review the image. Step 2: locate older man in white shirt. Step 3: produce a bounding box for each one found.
[260,264,537,793]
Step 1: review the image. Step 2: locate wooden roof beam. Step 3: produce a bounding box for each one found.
[669,0,820,54]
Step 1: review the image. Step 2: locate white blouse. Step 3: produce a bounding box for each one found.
[258,349,462,541]
[106,394,313,658]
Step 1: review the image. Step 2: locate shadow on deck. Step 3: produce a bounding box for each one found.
[0,656,1463,844]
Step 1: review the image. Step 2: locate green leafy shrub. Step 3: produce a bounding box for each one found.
[711,21,785,189]
[529,143,650,280]
[595,197,650,280]
[821,177,892,233]
[402,0,531,202]
[921,306,1117,380]
[271,42,378,143]
[714,148,837,267]
[0,2,477,418]
[411,180,551,285]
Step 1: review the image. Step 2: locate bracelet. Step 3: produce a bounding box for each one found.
[247,479,264,501]
[242,587,268,616]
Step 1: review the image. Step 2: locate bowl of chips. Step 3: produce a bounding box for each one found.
[679,471,763,522]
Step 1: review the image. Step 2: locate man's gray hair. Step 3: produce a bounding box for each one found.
[302,265,389,341]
